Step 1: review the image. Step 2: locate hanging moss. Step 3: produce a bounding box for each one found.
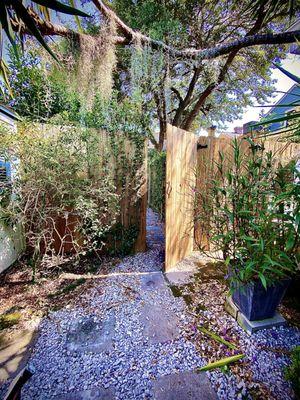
[76,23,117,108]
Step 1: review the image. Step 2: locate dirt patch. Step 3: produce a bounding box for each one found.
[0,255,121,341]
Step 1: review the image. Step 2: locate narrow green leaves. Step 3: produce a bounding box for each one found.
[28,0,89,17]
[198,354,245,372]
[198,326,237,350]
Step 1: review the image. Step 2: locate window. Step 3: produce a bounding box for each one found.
[0,159,11,193]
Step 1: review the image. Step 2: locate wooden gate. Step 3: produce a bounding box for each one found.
[165,124,198,271]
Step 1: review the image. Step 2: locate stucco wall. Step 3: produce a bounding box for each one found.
[0,109,23,273]
[0,222,23,273]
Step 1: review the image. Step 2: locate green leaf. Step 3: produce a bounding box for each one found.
[257,112,300,126]
[198,326,237,350]
[10,0,59,62]
[0,58,13,97]
[0,2,16,53]
[225,256,231,267]
[258,273,267,290]
[259,238,264,252]
[238,210,252,217]
[32,0,90,17]
[286,231,295,251]
[197,354,245,372]
[69,0,83,32]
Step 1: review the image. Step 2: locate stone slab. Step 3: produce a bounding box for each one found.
[67,314,115,353]
[0,329,38,383]
[225,296,287,335]
[141,272,166,291]
[55,387,115,400]
[142,304,179,344]
[165,271,195,286]
[153,371,217,400]
[224,295,239,320]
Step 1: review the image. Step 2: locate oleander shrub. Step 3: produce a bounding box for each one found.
[195,137,299,289]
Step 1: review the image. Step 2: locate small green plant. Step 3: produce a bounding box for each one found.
[285,346,300,399]
[48,278,86,298]
[195,138,299,289]
[0,312,21,331]
[103,223,140,256]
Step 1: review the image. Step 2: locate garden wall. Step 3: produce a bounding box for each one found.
[195,136,300,249]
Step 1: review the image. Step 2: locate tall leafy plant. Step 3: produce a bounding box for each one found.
[0,122,119,280]
[195,138,299,289]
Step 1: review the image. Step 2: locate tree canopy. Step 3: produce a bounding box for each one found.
[1,0,299,149]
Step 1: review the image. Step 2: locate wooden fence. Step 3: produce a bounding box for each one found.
[95,129,148,254]
[195,136,300,249]
[29,124,147,255]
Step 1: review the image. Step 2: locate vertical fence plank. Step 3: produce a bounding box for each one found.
[165,124,197,271]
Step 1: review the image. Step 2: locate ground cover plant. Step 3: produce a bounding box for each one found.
[285,346,300,399]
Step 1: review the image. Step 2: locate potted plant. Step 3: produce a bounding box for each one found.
[195,138,299,320]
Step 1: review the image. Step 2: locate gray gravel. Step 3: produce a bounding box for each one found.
[20,250,205,399]
[19,210,207,399]
[3,209,299,400]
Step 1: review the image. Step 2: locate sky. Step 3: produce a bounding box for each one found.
[225,54,300,132]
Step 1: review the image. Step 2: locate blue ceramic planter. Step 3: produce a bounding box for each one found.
[232,279,290,321]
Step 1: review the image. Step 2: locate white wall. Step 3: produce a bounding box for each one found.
[0,111,24,273]
[0,223,23,273]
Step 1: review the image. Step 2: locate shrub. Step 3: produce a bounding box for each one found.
[0,122,120,278]
[195,138,299,289]
[285,346,300,399]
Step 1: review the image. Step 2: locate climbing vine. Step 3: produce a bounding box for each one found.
[148,149,166,220]
[0,119,146,278]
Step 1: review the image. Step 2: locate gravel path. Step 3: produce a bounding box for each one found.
[2,209,298,399]
[167,254,300,400]
[19,209,215,400]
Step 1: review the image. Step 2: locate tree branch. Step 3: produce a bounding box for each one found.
[91,0,300,61]
[170,87,184,105]
[172,67,201,126]
[13,2,300,63]
[181,7,268,130]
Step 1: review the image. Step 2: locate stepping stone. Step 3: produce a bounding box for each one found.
[153,371,217,400]
[0,329,37,383]
[142,304,179,344]
[55,387,115,400]
[67,314,115,353]
[165,271,195,286]
[141,273,166,291]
